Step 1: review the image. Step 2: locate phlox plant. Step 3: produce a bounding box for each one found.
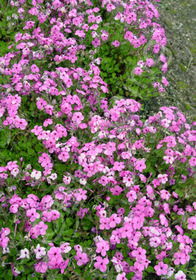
[0,1,24,63]
[91,0,169,104]
[0,0,196,280]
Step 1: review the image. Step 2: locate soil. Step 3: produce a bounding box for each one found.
[155,0,196,122]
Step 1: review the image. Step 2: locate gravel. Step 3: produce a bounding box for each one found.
[155,0,196,122]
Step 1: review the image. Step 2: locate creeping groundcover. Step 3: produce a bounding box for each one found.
[0,0,196,279]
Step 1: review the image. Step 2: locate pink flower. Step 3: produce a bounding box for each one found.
[154,261,168,276]
[92,38,101,48]
[63,175,71,185]
[11,265,21,276]
[116,272,128,280]
[187,216,196,230]
[174,252,187,265]
[135,159,146,172]
[43,118,53,127]
[77,207,88,219]
[34,244,46,259]
[72,112,84,124]
[149,237,161,248]
[162,76,169,86]
[109,214,121,228]
[101,30,109,41]
[175,271,186,280]
[106,3,115,12]
[99,217,110,230]
[159,214,168,226]
[110,185,123,196]
[160,190,171,200]
[160,55,167,63]
[34,261,48,273]
[132,247,146,262]
[19,248,30,259]
[38,221,48,236]
[74,251,89,266]
[146,58,154,67]
[58,150,69,162]
[162,62,168,73]
[74,244,82,251]
[112,41,120,47]
[26,208,40,222]
[50,210,60,221]
[153,44,160,54]
[60,259,69,274]
[60,243,72,254]
[96,240,110,256]
[126,190,137,203]
[9,203,19,213]
[36,98,47,110]
[73,188,87,201]
[189,157,196,167]
[31,64,39,73]
[75,30,85,38]
[134,67,143,76]
[47,246,61,259]
[158,174,168,184]
[126,12,137,24]
[113,162,125,171]
[94,256,109,272]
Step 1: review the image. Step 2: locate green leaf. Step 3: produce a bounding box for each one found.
[63,229,74,236]
[27,276,38,280]
[45,230,54,240]
[146,265,154,273]
[65,217,74,227]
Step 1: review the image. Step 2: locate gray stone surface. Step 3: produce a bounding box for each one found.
[156,0,196,122]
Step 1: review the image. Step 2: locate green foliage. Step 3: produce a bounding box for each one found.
[0,1,195,280]
[0,4,23,55]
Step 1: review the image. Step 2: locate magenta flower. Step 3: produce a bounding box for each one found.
[60,259,69,274]
[60,243,72,254]
[96,240,110,256]
[146,58,154,67]
[116,272,128,280]
[47,247,61,259]
[94,256,109,272]
[73,188,87,201]
[132,247,146,262]
[38,221,48,236]
[134,67,143,76]
[110,185,123,196]
[189,157,196,167]
[74,251,89,266]
[187,216,196,230]
[126,190,137,203]
[112,40,120,47]
[11,265,21,276]
[174,252,187,265]
[154,261,168,276]
[31,64,39,73]
[149,237,161,248]
[175,271,186,280]
[9,203,19,214]
[92,38,101,48]
[26,208,40,222]
[99,217,111,230]
[135,159,146,172]
[109,214,121,228]
[34,261,48,273]
[34,244,46,259]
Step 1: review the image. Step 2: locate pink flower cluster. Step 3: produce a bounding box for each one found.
[0,0,195,279]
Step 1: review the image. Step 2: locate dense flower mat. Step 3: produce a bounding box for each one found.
[0,0,196,279]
